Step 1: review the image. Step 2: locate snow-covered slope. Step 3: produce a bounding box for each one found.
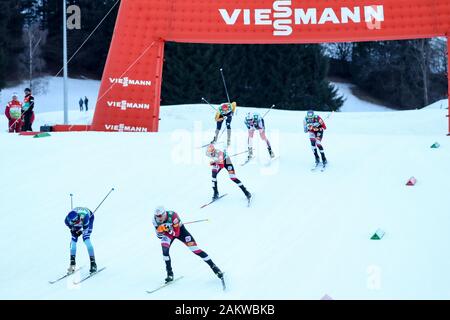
[0,78,449,300]
[0,77,100,129]
[331,82,392,112]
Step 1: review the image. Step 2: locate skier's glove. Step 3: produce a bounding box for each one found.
[157,224,175,236]
[157,225,168,233]
[71,228,82,237]
[164,223,174,232]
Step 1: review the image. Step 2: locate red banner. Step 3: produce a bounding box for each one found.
[91,0,450,132]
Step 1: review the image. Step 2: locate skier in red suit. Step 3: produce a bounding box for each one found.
[152,206,223,283]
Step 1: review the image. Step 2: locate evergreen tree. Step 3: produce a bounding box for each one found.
[0,0,26,88]
[351,40,447,109]
[40,0,118,78]
[162,43,344,111]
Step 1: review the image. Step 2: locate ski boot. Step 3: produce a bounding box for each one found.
[212,191,219,201]
[241,186,252,201]
[89,256,97,273]
[313,149,320,165]
[211,129,220,144]
[321,154,327,166]
[247,147,254,161]
[268,147,275,158]
[67,255,76,274]
[165,270,174,284]
[211,264,224,279]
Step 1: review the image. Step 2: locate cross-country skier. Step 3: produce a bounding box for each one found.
[303,110,327,166]
[152,206,223,283]
[64,207,97,274]
[206,143,251,201]
[210,101,236,146]
[244,112,275,160]
[5,93,22,133]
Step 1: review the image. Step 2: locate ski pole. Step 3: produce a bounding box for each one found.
[201,97,218,112]
[184,219,209,225]
[219,68,231,104]
[229,150,249,158]
[262,104,276,119]
[8,117,22,131]
[70,193,73,210]
[217,126,226,141]
[92,188,115,214]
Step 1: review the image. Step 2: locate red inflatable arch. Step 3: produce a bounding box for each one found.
[88,0,450,133]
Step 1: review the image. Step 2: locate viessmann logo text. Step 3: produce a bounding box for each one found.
[219,1,384,36]
[109,77,152,87]
[104,124,148,132]
[107,100,151,110]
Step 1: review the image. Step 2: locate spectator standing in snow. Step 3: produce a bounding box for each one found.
[84,96,89,112]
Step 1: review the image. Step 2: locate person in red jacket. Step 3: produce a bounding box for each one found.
[5,93,23,133]
[152,206,223,283]
[303,110,327,166]
[22,88,35,132]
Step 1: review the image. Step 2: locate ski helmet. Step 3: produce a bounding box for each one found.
[206,144,216,157]
[67,210,80,224]
[11,92,19,100]
[154,206,167,222]
[306,110,315,118]
[245,112,254,123]
[24,88,31,94]
[219,103,230,115]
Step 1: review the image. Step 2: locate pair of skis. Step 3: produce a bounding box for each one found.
[48,267,83,284]
[49,267,106,285]
[311,162,327,172]
[200,193,251,208]
[146,274,226,294]
[242,155,279,166]
[200,193,228,209]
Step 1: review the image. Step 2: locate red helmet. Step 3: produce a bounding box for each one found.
[219,103,230,115]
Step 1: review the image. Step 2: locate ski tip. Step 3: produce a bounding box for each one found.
[94,267,107,274]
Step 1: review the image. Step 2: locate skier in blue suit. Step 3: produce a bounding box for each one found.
[65,207,97,274]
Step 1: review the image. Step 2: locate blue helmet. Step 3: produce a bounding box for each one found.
[67,210,80,224]
[306,110,315,118]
